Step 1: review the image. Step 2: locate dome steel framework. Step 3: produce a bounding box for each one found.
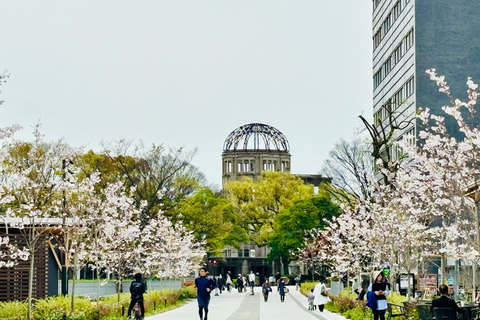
[222,123,290,152]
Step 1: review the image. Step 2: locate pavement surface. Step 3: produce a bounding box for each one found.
[146,285,347,320]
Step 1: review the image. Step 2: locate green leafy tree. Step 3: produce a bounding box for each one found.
[224,171,314,246]
[77,141,204,222]
[268,196,341,275]
[175,188,248,253]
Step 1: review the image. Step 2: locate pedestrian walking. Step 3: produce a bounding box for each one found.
[259,273,265,286]
[313,280,330,312]
[278,278,287,302]
[248,270,256,295]
[195,267,217,320]
[236,274,244,293]
[262,281,272,302]
[307,289,316,310]
[226,272,233,292]
[217,275,225,294]
[366,270,390,320]
[295,274,301,291]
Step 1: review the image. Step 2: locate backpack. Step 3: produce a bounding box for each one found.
[131,281,143,298]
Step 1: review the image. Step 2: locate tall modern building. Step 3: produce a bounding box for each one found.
[373,0,480,154]
[372,0,480,294]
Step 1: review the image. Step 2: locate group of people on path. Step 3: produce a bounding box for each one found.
[194,268,297,320]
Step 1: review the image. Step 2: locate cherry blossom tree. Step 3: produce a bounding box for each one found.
[139,212,204,279]
[305,70,480,299]
[1,128,79,318]
[84,180,205,302]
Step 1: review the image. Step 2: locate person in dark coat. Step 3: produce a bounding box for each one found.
[430,284,461,319]
[195,267,217,320]
[237,274,244,293]
[259,274,265,286]
[217,275,225,294]
[262,281,272,302]
[127,273,146,319]
[275,272,281,284]
[278,278,286,302]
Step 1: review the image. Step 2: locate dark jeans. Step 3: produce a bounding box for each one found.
[263,292,269,301]
[374,309,386,320]
[128,297,145,317]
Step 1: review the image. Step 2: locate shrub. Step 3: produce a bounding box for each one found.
[0,301,28,320]
[323,287,419,320]
[0,285,195,320]
[300,281,317,296]
[325,287,370,319]
[34,295,97,320]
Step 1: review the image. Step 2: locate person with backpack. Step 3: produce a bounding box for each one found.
[127,273,146,319]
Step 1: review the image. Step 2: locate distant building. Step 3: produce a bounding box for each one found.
[373,0,480,156]
[210,123,330,277]
[221,123,291,186]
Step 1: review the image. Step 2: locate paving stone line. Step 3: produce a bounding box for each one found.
[225,292,260,320]
[287,291,329,320]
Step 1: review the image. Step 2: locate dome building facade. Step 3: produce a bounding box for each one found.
[210,123,331,277]
[221,123,291,186]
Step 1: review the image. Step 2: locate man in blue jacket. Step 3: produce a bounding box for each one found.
[195,267,217,320]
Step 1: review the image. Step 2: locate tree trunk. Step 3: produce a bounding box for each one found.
[28,247,35,320]
[71,251,78,312]
[97,268,101,307]
[117,276,122,302]
[282,256,289,276]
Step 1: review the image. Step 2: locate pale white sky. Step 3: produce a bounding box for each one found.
[0,1,373,188]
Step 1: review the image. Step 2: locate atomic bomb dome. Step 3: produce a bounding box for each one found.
[221,123,291,186]
[222,123,290,152]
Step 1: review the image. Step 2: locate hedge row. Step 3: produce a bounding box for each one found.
[0,285,196,320]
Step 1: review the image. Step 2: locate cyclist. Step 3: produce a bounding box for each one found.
[127,273,146,319]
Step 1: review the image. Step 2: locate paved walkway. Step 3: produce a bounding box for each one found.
[146,285,347,320]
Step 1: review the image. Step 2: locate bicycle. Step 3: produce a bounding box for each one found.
[133,301,142,320]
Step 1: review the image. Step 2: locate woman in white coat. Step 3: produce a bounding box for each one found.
[312,281,330,312]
